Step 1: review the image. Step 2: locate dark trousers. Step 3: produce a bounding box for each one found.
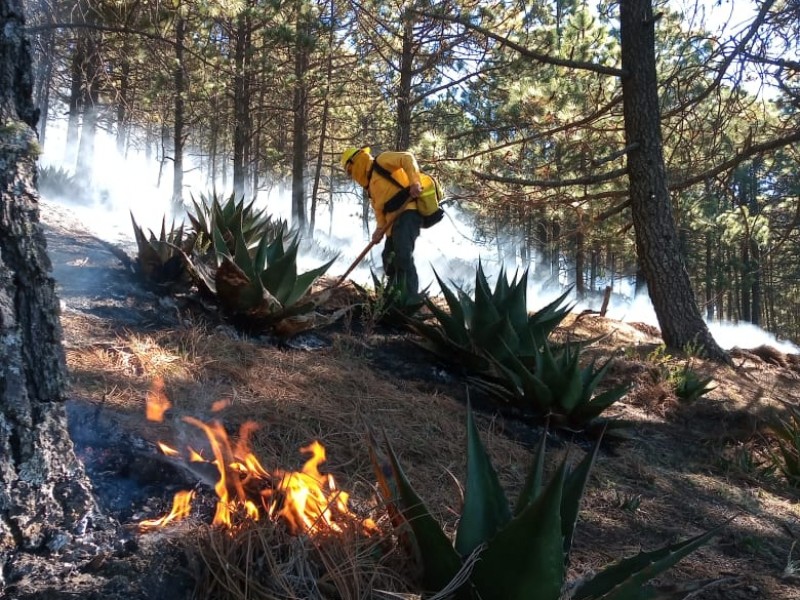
[382,210,422,298]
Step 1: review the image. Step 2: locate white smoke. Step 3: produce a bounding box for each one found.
[38,118,798,353]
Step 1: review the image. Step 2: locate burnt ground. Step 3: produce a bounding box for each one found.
[5,199,800,599]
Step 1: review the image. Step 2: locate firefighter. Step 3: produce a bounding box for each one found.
[341,146,423,300]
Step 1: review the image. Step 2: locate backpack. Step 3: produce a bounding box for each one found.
[369,156,445,229]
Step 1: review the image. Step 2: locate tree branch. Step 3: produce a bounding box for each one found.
[445,94,623,161]
[670,129,800,191]
[742,51,800,72]
[409,9,627,78]
[26,22,172,45]
[473,167,627,188]
[662,0,776,118]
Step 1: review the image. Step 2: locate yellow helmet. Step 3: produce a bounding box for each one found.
[340,146,370,171]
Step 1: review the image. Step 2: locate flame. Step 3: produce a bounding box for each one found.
[146,377,171,422]
[140,414,375,536]
[140,490,195,529]
[265,442,353,534]
[211,399,230,412]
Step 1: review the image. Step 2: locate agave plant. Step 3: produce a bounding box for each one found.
[672,366,716,401]
[353,269,426,328]
[186,190,285,255]
[187,218,337,331]
[766,402,800,487]
[130,213,192,293]
[370,401,721,600]
[38,164,84,199]
[474,339,630,431]
[408,262,572,378]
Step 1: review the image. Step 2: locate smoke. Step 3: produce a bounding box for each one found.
[38,119,798,353]
[37,118,544,301]
[603,288,800,354]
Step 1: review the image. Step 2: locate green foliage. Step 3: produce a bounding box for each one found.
[408,263,625,429]
[186,190,286,256]
[128,191,338,335]
[475,339,630,430]
[130,213,192,293]
[187,217,337,328]
[38,165,83,199]
[671,365,716,401]
[409,262,572,378]
[371,401,720,600]
[353,270,426,328]
[767,403,800,487]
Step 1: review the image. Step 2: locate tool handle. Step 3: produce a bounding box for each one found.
[330,198,413,289]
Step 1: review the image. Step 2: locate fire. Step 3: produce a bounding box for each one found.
[140,490,195,528]
[145,376,171,422]
[140,390,375,536]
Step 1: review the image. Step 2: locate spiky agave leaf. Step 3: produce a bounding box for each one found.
[130,213,191,291]
[215,256,280,315]
[513,424,548,515]
[379,433,464,594]
[425,270,470,346]
[560,434,602,560]
[408,266,573,387]
[571,525,724,600]
[528,288,575,344]
[260,235,337,307]
[454,399,512,557]
[194,216,336,329]
[468,458,567,600]
[187,190,284,254]
[408,268,529,377]
[479,338,630,430]
[376,405,718,600]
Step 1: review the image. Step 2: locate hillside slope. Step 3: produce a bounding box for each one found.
[26,201,800,599]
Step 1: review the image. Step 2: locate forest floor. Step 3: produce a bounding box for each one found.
[13,199,800,599]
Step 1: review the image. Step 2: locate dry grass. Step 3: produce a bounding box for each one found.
[62,308,800,599]
[189,520,411,600]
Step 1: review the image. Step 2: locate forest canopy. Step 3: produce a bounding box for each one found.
[22,0,800,344]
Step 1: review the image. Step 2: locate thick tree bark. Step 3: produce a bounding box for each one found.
[619,0,726,361]
[0,0,97,554]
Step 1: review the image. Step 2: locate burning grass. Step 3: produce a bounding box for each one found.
[61,311,800,599]
[190,518,412,600]
[140,383,377,536]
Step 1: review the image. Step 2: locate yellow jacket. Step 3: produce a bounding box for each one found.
[350,151,421,233]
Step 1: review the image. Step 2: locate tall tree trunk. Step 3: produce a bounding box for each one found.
[309,0,336,238]
[396,15,413,151]
[619,0,726,360]
[172,14,186,207]
[574,209,585,298]
[65,37,85,167]
[115,55,131,154]
[704,234,714,320]
[75,33,100,185]
[1,0,97,553]
[32,21,53,145]
[291,7,309,232]
[740,238,751,322]
[746,165,762,326]
[232,12,251,199]
[550,217,560,286]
